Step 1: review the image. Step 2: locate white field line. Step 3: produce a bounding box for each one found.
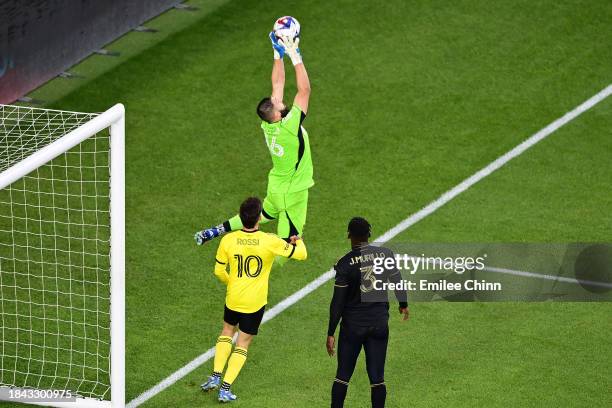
[398,255,612,289]
[482,266,612,289]
[127,83,612,407]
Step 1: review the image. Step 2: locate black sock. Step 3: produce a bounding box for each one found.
[212,372,221,380]
[221,381,231,391]
[331,379,348,408]
[371,383,386,408]
[222,221,231,232]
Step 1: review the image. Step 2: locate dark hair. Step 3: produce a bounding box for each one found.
[348,217,371,240]
[257,97,275,122]
[239,197,263,228]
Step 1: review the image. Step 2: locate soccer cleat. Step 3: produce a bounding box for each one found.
[200,375,221,391]
[194,227,222,245]
[218,388,237,403]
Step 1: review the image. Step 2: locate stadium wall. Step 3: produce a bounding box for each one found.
[0,0,181,104]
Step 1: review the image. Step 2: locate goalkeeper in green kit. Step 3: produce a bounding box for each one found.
[195,31,313,245]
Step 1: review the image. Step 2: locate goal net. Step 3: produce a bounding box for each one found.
[0,104,125,408]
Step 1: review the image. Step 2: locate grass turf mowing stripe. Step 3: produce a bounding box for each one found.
[126,83,612,407]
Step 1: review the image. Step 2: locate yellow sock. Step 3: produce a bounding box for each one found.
[213,336,233,374]
[223,347,248,385]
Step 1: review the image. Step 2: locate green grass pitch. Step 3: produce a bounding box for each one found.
[2,0,612,406]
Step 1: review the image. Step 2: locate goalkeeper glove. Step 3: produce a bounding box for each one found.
[269,32,285,60]
[279,35,302,65]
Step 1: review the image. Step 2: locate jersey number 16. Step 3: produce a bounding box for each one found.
[266,136,285,157]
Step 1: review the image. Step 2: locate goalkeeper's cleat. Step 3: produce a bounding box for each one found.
[200,375,221,391]
[218,388,237,403]
[195,225,224,245]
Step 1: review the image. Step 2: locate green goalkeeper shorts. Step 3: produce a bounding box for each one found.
[262,189,309,238]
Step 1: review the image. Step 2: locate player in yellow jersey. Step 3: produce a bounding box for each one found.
[201,197,307,402]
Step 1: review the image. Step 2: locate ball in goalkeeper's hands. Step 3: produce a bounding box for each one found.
[273,16,300,40]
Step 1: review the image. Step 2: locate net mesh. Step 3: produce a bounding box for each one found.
[0,105,112,400]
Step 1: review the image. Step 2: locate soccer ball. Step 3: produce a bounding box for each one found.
[273,16,300,40]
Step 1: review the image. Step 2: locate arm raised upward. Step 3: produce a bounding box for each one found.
[293,62,310,114]
[271,59,285,102]
[280,35,310,114]
[269,32,286,102]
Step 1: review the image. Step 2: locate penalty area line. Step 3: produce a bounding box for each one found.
[127,83,612,407]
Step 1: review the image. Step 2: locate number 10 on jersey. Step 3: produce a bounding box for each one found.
[234,254,263,278]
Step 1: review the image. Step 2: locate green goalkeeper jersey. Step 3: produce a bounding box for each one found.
[261,105,314,194]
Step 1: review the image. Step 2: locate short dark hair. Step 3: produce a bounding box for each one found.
[348,217,371,240]
[257,97,275,122]
[239,197,262,228]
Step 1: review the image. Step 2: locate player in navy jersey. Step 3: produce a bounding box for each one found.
[326,217,409,408]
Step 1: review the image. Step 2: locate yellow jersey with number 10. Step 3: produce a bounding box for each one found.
[214,229,307,313]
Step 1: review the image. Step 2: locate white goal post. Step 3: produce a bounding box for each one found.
[0,104,125,408]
